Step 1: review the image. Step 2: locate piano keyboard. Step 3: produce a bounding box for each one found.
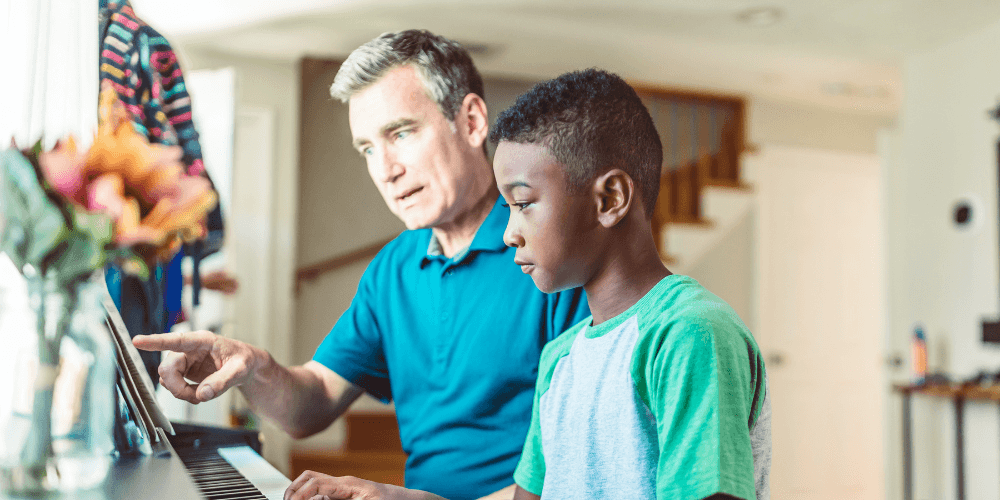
[176,445,291,500]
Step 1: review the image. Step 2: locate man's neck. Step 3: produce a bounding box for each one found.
[584,222,672,325]
[431,189,499,258]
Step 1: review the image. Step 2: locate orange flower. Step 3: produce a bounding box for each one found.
[89,83,217,264]
[115,197,166,246]
[144,176,216,237]
[88,84,188,207]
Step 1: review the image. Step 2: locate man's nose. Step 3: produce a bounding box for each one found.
[371,148,404,184]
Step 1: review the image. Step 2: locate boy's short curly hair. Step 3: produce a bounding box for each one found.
[489,68,662,215]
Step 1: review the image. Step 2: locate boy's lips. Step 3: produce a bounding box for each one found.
[514,259,533,274]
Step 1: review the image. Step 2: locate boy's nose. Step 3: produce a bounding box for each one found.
[503,219,523,248]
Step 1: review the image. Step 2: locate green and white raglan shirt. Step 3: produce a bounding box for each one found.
[514,275,771,500]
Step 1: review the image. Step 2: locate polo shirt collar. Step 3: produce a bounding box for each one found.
[420,196,509,268]
[468,195,510,253]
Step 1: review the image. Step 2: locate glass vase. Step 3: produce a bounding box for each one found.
[0,269,115,495]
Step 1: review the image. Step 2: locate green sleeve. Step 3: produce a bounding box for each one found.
[632,317,760,500]
[513,384,545,495]
[513,320,588,495]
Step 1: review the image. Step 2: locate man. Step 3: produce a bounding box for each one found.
[134,30,588,500]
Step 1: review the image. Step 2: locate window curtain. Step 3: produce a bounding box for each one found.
[1,0,99,294]
[1,0,99,149]
[0,0,98,425]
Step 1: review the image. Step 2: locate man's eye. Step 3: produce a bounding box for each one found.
[361,146,374,156]
[394,130,411,140]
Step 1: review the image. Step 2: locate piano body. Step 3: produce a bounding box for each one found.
[87,296,292,500]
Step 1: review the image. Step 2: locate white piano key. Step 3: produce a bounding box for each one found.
[218,445,292,500]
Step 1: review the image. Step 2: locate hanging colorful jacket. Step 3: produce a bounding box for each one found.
[98,1,223,381]
[99,0,206,176]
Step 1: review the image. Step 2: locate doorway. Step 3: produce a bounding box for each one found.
[751,145,886,499]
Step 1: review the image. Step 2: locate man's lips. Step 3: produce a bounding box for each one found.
[396,186,423,201]
[514,259,533,273]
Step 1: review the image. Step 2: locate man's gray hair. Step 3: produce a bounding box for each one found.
[330,29,485,122]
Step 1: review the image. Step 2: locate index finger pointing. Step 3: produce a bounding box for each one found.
[132,331,216,353]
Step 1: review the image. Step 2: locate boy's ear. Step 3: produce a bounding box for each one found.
[459,93,489,150]
[592,168,634,228]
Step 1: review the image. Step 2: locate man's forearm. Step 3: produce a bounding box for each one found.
[239,351,359,439]
[384,484,449,500]
[477,484,516,500]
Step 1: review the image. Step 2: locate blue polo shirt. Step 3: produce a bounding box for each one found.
[313,197,589,500]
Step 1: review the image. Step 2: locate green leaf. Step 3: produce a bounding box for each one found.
[42,206,114,284]
[73,209,113,244]
[0,149,69,270]
[46,230,107,285]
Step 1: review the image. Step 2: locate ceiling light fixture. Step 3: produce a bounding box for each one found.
[822,82,852,96]
[820,82,892,99]
[736,7,783,27]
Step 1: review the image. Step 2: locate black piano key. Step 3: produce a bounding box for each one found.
[175,447,269,500]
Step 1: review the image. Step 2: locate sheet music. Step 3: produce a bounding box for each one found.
[103,294,175,437]
[110,314,156,454]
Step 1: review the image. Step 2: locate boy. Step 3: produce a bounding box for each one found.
[490,69,771,500]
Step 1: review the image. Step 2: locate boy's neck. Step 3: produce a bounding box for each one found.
[584,220,671,325]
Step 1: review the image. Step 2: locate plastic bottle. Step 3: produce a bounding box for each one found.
[912,325,927,385]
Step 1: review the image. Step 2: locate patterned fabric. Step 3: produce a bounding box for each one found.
[98,0,205,177]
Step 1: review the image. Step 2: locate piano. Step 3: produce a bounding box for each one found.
[96,295,292,500]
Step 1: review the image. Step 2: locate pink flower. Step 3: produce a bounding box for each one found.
[86,173,126,221]
[38,137,88,205]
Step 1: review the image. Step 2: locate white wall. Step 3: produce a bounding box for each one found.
[749,97,893,154]
[685,97,892,332]
[178,47,300,475]
[889,17,1000,500]
[686,210,755,328]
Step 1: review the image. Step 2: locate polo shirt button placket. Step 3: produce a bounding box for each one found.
[441,267,451,322]
[436,266,451,368]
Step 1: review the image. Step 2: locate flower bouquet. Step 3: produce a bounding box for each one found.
[0,84,217,494]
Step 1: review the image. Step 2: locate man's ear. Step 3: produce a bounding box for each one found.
[592,169,634,228]
[459,93,489,150]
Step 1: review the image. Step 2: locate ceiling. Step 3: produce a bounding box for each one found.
[130,0,1000,115]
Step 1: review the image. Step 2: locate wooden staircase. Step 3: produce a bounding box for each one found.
[635,86,751,265]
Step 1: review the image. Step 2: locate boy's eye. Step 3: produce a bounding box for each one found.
[502,202,532,212]
[360,146,374,157]
[394,130,411,140]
